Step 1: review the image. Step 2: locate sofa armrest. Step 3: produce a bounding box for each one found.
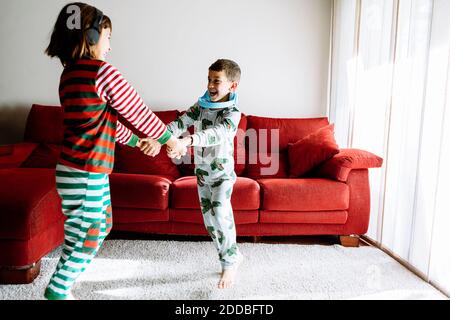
[316,148,383,182]
[0,143,39,169]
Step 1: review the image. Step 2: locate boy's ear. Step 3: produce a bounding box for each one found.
[230,81,238,93]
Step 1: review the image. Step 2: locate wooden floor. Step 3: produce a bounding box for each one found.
[108,231,370,246]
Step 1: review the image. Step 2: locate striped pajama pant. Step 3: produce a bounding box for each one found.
[44,164,112,300]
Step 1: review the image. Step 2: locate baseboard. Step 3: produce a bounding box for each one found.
[361,235,449,298]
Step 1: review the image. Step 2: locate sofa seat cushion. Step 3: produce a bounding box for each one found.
[258,178,349,211]
[171,176,260,210]
[0,168,63,240]
[109,173,172,210]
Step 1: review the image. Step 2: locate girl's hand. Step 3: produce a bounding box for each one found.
[139,138,162,157]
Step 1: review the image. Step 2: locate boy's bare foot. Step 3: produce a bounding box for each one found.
[218,254,244,289]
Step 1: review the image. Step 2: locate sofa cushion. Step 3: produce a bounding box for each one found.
[288,124,339,177]
[113,110,180,178]
[24,104,63,144]
[245,115,330,179]
[0,168,63,240]
[109,173,172,210]
[178,113,248,176]
[171,176,260,210]
[258,178,349,211]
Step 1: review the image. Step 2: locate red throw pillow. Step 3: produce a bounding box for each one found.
[288,124,339,177]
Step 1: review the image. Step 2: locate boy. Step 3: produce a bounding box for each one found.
[141,59,244,289]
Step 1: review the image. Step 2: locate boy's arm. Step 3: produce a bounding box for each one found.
[140,104,198,156]
[190,107,241,147]
[166,104,199,137]
[95,62,172,147]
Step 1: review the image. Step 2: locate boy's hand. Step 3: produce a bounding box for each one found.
[138,138,162,157]
[166,137,188,159]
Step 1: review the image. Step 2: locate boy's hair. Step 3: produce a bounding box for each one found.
[45,2,112,66]
[209,59,241,82]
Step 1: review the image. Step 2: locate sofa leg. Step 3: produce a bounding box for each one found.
[0,260,41,284]
[252,236,262,243]
[339,235,360,247]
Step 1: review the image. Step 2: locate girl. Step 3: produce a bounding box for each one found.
[44,2,185,300]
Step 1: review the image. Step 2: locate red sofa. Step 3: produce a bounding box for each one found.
[0,104,383,284]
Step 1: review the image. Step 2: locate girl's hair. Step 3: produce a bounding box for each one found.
[45,2,112,66]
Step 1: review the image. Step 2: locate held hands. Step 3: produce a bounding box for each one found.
[166,136,191,159]
[137,137,162,157]
[137,136,190,159]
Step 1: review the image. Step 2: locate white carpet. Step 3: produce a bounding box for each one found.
[0,240,447,300]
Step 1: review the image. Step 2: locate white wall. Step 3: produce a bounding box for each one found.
[0,0,332,144]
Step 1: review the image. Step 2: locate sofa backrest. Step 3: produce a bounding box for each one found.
[245,115,329,179]
[22,105,332,180]
[24,104,63,144]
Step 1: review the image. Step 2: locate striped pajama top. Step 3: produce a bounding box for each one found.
[58,59,172,173]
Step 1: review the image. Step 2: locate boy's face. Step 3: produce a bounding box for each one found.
[93,27,111,61]
[207,70,238,103]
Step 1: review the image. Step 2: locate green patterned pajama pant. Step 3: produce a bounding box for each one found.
[44,164,112,300]
[197,179,241,270]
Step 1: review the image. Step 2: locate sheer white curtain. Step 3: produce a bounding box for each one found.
[330,0,450,295]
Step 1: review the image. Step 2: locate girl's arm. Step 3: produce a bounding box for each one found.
[139,104,198,156]
[115,120,139,147]
[95,62,172,147]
